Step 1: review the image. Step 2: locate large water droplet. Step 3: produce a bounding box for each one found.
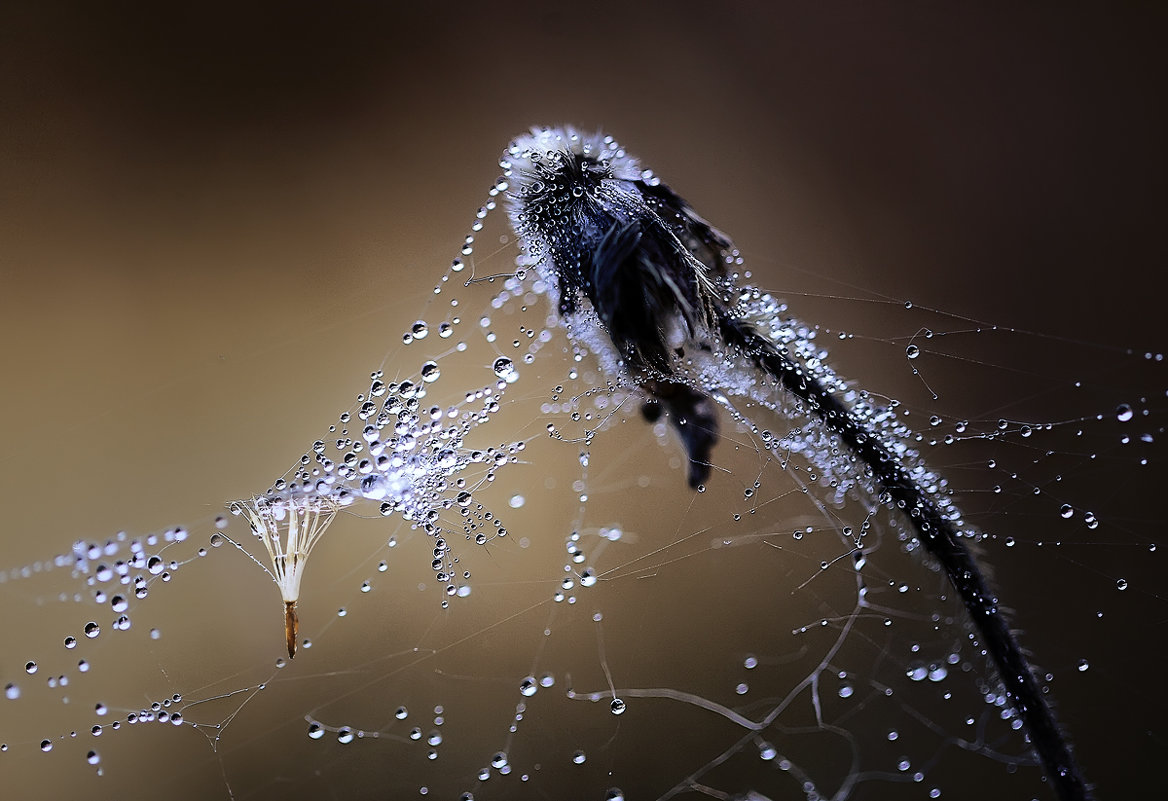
[492,357,516,380]
[420,361,441,383]
[1116,403,1134,422]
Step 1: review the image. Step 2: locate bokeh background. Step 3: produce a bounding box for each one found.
[1,3,1164,800]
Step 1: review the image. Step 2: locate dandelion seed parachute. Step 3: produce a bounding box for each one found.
[230,496,339,658]
[502,126,1091,801]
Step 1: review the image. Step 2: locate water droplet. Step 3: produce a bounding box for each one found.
[492,357,516,380]
[86,750,100,765]
[1116,578,1128,591]
[605,789,625,801]
[838,684,854,698]
[25,662,37,675]
[1077,658,1089,672]
[610,698,626,715]
[905,344,920,359]
[337,727,355,744]
[509,494,525,509]
[84,622,100,639]
[411,321,429,339]
[420,361,441,383]
[571,750,586,764]
[40,740,53,752]
[1059,504,1074,519]
[1116,403,1134,422]
[4,683,19,700]
[520,677,538,696]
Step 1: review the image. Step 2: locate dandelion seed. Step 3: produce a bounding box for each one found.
[229,496,339,658]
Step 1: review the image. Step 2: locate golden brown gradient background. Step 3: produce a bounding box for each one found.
[1,2,1165,800]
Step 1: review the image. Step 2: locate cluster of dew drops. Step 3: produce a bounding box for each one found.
[1,523,212,772]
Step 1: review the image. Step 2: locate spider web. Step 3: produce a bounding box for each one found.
[1,5,1164,797]
[0,200,1162,800]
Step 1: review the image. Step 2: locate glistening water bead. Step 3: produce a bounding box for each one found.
[502,126,1090,801]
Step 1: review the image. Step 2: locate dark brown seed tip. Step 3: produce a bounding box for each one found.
[284,600,298,659]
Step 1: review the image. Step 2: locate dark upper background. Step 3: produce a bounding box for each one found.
[0,2,1164,799]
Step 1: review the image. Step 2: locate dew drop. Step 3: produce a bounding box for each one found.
[84,622,101,639]
[610,698,626,715]
[1116,578,1128,591]
[571,750,586,765]
[492,357,516,380]
[905,344,920,360]
[1059,504,1074,519]
[420,361,441,383]
[4,683,19,700]
[40,739,53,752]
[1116,403,1134,422]
[337,726,355,744]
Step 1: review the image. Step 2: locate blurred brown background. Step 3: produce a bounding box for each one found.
[1,2,1164,800]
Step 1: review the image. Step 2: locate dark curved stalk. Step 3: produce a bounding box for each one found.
[722,318,1091,801]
